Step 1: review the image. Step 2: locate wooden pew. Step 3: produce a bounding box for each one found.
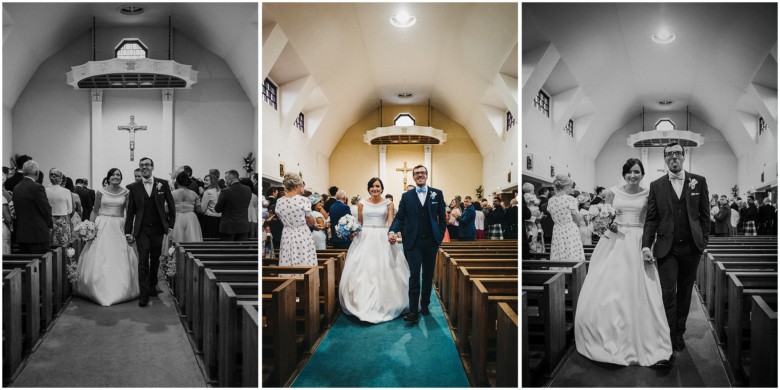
[712,261,777,337]
[242,304,259,388]
[452,261,519,342]
[4,252,54,331]
[175,245,257,313]
[521,292,529,387]
[218,282,258,387]
[469,278,518,385]
[523,272,566,380]
[3,269,23,383]
[260,267,320,350]
[262,258,337,324]
[725,272,777,376]
[447,258,518,319]
[441,253,517,307]
[748,295,777,387]
[496,301,518,388]
[2,259,40,352]
[701,252,775,308]
[261,278,296,388]
[185,253,257,329]
[202,269,258,380]
[453,266,518,325]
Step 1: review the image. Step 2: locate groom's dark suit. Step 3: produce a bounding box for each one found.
[125,177,176,301]
[642,171,710,346]
[389,186,447,315]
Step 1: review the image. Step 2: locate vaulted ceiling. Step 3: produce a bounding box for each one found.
[523,3,777,159]
[263,3,518,158]
[3,2,258,110]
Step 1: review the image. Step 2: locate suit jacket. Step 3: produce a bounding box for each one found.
[4,171,40,192]
[389,187,447,251]
[642,171,710,258]
[215,182,252,234]
[329,200,352,245]
[757,204,775,226]
[457,205,477,240]
[12,177,53,243]
[124,178,176,237]
[74,185,94,221]
[538,196,554,238]
[713,204,731,235]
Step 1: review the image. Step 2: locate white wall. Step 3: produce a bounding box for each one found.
[3,106,12,168]
[737,127,777,196]
[9,26,255,186]
[481,115,519,194]
[522,104,596,191]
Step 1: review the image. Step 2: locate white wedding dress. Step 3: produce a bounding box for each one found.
[74,188,140,306]
[574,186,672,366]
[339,199,410,323]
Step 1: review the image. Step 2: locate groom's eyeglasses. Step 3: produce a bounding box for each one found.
[413,171,427,176]
[664,151,684,158]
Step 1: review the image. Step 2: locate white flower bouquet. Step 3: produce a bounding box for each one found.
[73,220,97,241]
[159,245,176,277]
[65,247,79,284]
[336,215,362,239]
[588,203,618,238]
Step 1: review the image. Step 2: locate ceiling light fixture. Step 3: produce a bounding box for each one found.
[390,12,416,28]
[658,100,673,105]
[652,29,675,44]
[118,4,146,16]
[397,91,413,99]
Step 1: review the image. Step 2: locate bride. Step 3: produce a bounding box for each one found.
[574,158,673,366]
[338,177,410,323]
[74,168,140,306]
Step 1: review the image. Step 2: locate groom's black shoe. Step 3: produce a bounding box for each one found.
[403,313,419,324]
[420,307,430,316]
[138,297,149,307]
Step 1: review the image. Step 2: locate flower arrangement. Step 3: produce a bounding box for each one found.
[65,247,79,283]
[588,203,617,238]
[73,220,97,241]
[336,215,362,239]
[243,152,255,174]
[159,246,177,277]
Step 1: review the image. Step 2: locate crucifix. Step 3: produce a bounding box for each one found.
[118,115,147,161]
[396,161,413,191]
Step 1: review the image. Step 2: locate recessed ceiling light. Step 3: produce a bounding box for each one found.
[658,100,673,105]
[397,91,413,99]
[652,29,675,44]
[390,12,416,28]
[118,4,146,16]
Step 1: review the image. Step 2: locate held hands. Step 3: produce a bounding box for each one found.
[642,248,654,263]
[388,232,397,244]
[125,234,134,244]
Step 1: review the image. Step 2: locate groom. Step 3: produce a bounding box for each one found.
[642,142,710,357]
[125,157,176,307]
[389,165,447,324]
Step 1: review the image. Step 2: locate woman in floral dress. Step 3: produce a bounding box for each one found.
[275,172,317,268]
[547,174,585,261]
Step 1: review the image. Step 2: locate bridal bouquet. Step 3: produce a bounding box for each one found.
[65,247,79,284]
[159,246,177,277]
[73,220,97,241]
[336,215,361,239]
[588,203,617,238]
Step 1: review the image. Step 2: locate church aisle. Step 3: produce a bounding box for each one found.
[13,282,206,387]
[550,290,730,387]
[291,290,469,387]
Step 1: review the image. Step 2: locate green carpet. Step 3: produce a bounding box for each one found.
[292,289,470,387]
[13,280,206,387]
[550,289,730,387]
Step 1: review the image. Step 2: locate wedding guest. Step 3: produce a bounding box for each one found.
[199,174,222,239]
[133,168,143,183]
[63,177,83,236]
[521,195,531,258]
[74,178,94,221]
[2,168,12,254]
[729,202,740,236]
[329,190,352,249]
[457,196,476,241]
[45,168,73,248]
[276,172,317,269]
[5,154,43,192]
[485,197,505,240]
[263,205,283,250]
[447,198,461,240]
[577,196,593,246]
[713,195,731,237]
[350,194,360,217]
[741,196,758,236]
[214,170,252,241]
[474,201,486,239]
[240,178,259,239]
[590,186,605,205]
[406,184,415,191]
[179,165,201,194]
[13,161,52,254]
[324,186,339,212]
[505,198,519,239]
[266,186,279,211]
[709,199,720,235]
[309,193,328,250]
[548,174,584,261]
[171,171,203,243]
[757,197,776,235]
[385,193,394,206]
[538,187,553,243]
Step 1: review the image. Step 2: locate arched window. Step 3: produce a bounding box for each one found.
[115,39,148,59]
[655,119,675,131]
[394,113,415,126]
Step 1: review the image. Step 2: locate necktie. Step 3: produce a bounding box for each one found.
[416,187,426,194]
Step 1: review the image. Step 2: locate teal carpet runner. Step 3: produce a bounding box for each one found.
[292,290,470,387]
[13,281,205,387]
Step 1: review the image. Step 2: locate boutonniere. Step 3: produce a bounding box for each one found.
[430,192,437,200]
[689,178,698,191]
[156,182,162,191]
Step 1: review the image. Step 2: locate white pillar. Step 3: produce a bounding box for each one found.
[90,89,103,188]
[161,89,174,177]
[424,144,432,185]
[378,145,387,185]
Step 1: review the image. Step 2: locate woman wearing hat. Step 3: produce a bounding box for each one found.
[310,193,329,250]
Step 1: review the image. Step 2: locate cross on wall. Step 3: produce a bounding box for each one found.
[117,115,147,161]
